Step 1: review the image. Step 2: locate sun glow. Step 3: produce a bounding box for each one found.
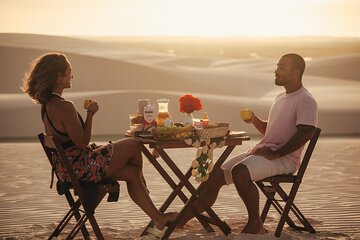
[156,0,304,37]
[0,0,359,37]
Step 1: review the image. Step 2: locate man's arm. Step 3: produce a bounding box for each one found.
[252,115,267,135]
[275,124,316,157]
[253,124,316,160]
[244,111,267,135]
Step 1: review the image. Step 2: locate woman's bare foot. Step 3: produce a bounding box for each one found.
[242,221,267,234]
[155,212,179,230]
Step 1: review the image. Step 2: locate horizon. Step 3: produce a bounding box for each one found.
[4,33,360,39]
[1,0,360,38]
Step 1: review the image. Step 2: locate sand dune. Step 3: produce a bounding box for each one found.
[0,34,359,138]
[306,54,360,81]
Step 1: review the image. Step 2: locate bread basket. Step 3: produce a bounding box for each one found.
[195,123,230,139]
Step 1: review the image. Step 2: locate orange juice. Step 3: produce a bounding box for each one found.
[83,99,94,109]
[240,109,253,121]
[156,112,171,127]
[156,99,171,127]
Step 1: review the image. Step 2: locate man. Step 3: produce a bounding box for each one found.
[179,53,318,234]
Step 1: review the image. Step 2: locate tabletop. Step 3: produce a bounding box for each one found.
[132,131,250,148]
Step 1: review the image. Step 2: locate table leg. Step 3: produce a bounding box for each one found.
[194,145,237,233]
[140,145,214,237]
[157,145,236,237]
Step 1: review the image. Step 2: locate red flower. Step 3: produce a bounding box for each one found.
[179,94,202,114]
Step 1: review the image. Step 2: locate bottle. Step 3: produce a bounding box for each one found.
[202,112,209,126]
[156,99,171,127]
[143,104,155,130]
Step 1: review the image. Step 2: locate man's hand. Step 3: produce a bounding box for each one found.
[253,146,279,160]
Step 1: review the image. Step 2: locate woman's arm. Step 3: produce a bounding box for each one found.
[60,101,97,148]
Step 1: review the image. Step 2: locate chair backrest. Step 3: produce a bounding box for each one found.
[38,133,62,183]
[296,127,321,182]
[37,133,86,201]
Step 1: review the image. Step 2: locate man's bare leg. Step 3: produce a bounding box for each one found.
[231,163,266,234]
[177,169,226,227]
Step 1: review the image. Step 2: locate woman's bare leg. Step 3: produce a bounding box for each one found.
[106,138,143,169]
[106,138,148,190]
[105,138,177,229]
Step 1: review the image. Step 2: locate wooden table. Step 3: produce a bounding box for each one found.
[134,133,250,239]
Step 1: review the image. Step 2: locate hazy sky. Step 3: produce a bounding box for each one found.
[1,0,359,37]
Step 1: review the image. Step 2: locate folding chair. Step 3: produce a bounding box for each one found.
[38,133,120,240]
[256,127,321,237]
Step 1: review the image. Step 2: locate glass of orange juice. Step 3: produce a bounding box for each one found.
[84,99,95,109]
[240,109,253,121]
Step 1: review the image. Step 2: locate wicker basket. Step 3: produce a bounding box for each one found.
[152,126,194,140]
[196,125,230,139]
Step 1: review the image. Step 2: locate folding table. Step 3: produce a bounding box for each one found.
[136,133,250,239]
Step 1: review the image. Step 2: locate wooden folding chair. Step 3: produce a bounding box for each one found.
[38,133,120,240]
[256,127,321,237]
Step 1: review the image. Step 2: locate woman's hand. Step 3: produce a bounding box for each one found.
[87,101,99,115]
[90,143,103,149]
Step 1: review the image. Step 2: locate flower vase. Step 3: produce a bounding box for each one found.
[184,113,194,126]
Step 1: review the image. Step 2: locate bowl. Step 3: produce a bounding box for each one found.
[129,124,144,132]
[129,113,144,124]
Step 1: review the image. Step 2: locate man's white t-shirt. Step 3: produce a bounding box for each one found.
[250,87,318,166]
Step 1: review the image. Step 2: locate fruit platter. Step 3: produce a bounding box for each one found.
[151,124,194,140]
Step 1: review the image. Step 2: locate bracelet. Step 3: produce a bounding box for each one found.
[87,110,95,115]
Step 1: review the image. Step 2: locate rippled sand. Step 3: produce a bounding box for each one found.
[0,137,359,239]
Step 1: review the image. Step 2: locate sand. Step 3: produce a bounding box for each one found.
[0,137,359,239]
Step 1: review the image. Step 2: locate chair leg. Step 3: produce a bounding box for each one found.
[272,184,299,225]
[260,192,274,223]
[63,196,109,240]
[257,182,294,226]
[288,203,316,233]
[88,214,105,240]
[274,182,301,237]
[67,214,88,240]
[274,183,316,234]
[49,201,78,239]
[50,192,90,240]
[257,182,274,223]
[64,191,91,239]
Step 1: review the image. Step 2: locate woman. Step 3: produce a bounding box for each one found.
[22,53,177,230]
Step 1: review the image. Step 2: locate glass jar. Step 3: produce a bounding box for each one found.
[156,99,171,127]
[137,99,150,114]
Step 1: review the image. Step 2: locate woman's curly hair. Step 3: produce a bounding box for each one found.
[22,53,69,104]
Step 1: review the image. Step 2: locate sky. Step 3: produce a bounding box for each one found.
[0,0,360,37]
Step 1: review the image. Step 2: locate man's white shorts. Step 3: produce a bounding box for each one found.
[221,153,298,184]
